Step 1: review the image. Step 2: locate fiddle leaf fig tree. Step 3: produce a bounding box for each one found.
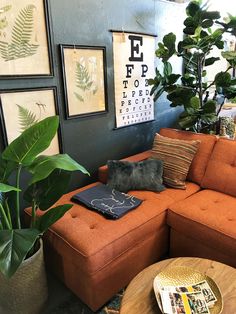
[149,0,236,133]
[0,116,89,278]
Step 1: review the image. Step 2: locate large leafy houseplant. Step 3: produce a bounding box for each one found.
[149,0,236,133]
[0,116,89,278]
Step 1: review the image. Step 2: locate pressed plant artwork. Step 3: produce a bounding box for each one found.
[74,62,97,102]
[0,0,52,77]
[0,5,39,61]
[60,44,107,119]
[17,102,46,132]
[0,87,62,154]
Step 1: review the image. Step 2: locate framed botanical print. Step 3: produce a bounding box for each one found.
[0,0,53,77]
[0,87,62,155]
[60,44,108,119]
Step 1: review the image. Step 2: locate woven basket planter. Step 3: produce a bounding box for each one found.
[0,239,48,314]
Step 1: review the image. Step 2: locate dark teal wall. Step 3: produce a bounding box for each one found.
[0,0,186,192]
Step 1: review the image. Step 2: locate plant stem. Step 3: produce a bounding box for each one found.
[31,200,37,228]
[197,56,204,109]
[216,99,226,116]
[0,203,11,229]
[5,200,12,228]
[16,164,22,229]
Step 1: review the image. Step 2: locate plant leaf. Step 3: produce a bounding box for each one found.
[24,169,71,210]
[0,229,41,278]
[203,100,216,114]
[0,5,12,14]
[17,105,38,132]
[2,116,59,165]
[167,74,181,84]
[186,2,200,17]
[167,87,195,106]
[178,114,198,129]
[163,32,176,58]
[215,72,232,88]
[190,96,200,110]
[74,92,84,102]
[28,154,89,184]
[75,62,93,91]
[153,87,165,102]
[0,183,20,193]
[202,19,213,28]
[35,204,73,232]
[0,155,16,183]
[205,57,220,66]
[221,51,236,60]
[163,61,172,77]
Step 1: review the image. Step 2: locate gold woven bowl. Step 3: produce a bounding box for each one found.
[153,266,223,314]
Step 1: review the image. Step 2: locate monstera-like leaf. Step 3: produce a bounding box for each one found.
[24,169,72,210]
[0,229,41,278]
[28,154,89,184]
[0,115,89,279]
[2,116,59,165]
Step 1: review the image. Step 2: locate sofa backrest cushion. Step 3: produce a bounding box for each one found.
[151,133,200,189]
[201,138,236,196]
[159,128,217,185]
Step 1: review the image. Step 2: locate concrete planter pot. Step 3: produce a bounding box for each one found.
[0,239,48,314]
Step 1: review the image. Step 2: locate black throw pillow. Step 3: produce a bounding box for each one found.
[107,159,166,193]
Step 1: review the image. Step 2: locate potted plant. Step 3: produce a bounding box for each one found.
[0,115,89,313]
[149,0,236,133]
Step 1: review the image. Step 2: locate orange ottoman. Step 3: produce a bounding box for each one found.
[30,182,171,311]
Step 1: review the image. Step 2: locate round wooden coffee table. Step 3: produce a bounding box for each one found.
[120,257,236,314]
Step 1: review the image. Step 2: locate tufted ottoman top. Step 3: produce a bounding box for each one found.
[25,181,200,275]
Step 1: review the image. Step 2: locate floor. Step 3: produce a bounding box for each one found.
[42,271,122,314]
[43,272,94,314]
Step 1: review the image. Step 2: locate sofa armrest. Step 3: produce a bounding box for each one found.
[98,150,152,183]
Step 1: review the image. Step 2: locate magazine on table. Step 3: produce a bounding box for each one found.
[159,280,217,314]
[161,290,210,314]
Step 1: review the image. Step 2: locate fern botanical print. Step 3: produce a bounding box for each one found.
[61,45,106,117]
[0,88,59,154]
[17,102,46,132]
[0,5,39,61]
[17,104,38,132]
[74,62,97,102]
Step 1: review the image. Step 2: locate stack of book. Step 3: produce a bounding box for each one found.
[159,280,217,314]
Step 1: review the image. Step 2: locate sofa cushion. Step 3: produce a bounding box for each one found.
[159,128,217,185]
[167,189,236,256]
[201,138,236,197]
[151,133,200,189]
[98,151,152,184]
[25,181,200,275]
[107,159,165,192]
[130,182,200,210]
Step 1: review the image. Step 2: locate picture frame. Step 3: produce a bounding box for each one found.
[0,87,63,155]
[0,0,53,78]
[60,44,108,119]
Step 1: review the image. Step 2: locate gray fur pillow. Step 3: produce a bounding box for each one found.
[107,159,166,193]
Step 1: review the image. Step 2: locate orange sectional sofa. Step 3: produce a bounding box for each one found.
[26,128,236,311]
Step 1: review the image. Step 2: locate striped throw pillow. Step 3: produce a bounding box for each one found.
[151,133,200,189]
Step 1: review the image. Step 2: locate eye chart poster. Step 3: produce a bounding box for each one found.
[112,32,155,128]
